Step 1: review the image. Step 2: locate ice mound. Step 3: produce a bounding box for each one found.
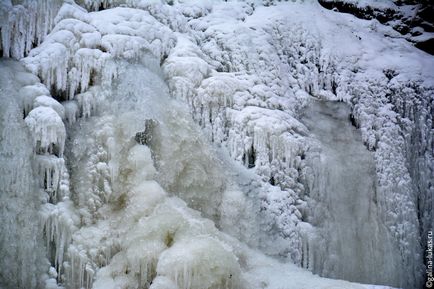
[157,236,241,289]
[20,83,51,116]
[73,144,242,289]
[90,194,243,289]
[25,106,66,156]
[34,95,66,119]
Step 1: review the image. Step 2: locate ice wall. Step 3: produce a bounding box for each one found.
[158,2,431,287]
[300,100,404,287]
[0,60,47,289]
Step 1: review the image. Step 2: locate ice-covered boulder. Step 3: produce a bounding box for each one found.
[25,106,66,156]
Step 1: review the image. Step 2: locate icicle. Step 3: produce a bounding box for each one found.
[67,246,92,289]
[62,100,79,125]
[35,155,64,201]
[73,48,109,94]
[41,201,77,278]
[76,91,96,118]
[0,0,63,59]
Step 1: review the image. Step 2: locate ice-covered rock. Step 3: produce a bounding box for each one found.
[25,106,66,156]
[34,95,66,119]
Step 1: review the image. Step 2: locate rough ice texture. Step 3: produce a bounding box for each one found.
[25,106,66,157]
[18,1,175,101]
[158,1,432,288]
[0,0,64,59]
[0,1,432,289]
[0,60,48,289]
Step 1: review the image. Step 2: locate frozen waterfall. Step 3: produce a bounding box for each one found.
[301,100,403,287]
[1,1,432,289]
[0,60,47,289]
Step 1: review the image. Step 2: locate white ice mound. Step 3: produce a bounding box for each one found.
[34,95,65,119]
[90,191,242,289]
[91,8,176,59]
[19,83,51,116]
[157,236,241,289]
[25,106,66,156]
[149,276,179,289]
[126,145,157,183]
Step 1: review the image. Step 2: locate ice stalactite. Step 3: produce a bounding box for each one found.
[63,100,80,125]
[81,0,124,11]
[76,89,98,118]
[42,201,77,275]
[0,0,64,59]
[35,155,65,202]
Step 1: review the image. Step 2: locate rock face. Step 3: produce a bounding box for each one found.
[135,119,158,146]
[318,0,434,55]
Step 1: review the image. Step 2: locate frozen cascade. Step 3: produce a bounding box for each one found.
[0,60,47,289]
[64,57,244,289]
[301,100,403,287]
[64,56,368,289]
[0,1,432,289]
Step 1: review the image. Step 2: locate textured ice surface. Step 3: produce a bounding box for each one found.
[301,100,403,286]
[0,60,48,289]
[0,1,432,289]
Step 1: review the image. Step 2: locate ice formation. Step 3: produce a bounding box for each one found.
[0,0,64,59]
[0,60,47,289]
[300,100,403,285]
[0,1,432,289]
